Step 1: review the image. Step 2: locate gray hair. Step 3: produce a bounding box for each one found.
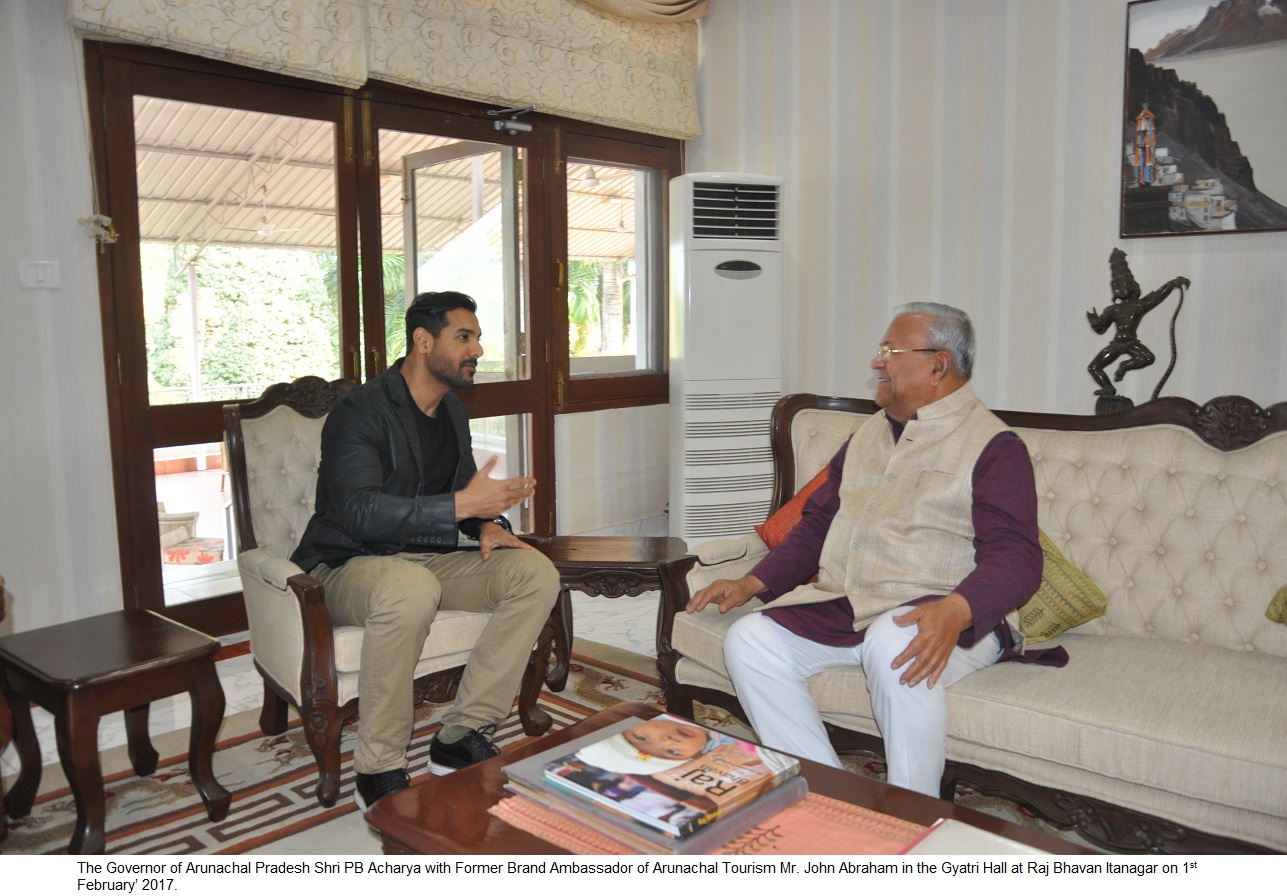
[893,302,975,380]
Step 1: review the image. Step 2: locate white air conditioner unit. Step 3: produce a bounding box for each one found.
[669,172,783,543]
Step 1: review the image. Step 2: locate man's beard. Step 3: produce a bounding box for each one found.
[428,353,476,390]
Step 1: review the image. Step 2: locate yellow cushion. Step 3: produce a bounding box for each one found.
[1018,530,1108,642]
[1267,585,1287,625]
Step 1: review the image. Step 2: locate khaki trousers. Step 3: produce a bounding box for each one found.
[314,548,560,775]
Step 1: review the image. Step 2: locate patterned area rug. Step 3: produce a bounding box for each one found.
[0,646,1099,855]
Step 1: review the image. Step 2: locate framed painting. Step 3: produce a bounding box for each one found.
[1121,0,1287,237]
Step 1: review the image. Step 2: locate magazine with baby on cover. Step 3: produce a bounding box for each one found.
[535,713,801,838]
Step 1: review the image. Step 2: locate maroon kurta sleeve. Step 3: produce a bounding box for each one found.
[953,432,1042,642]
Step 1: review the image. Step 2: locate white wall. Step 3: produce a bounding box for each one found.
[688,0,1287,414]
[0,0,122,631]
[555,406,669,537]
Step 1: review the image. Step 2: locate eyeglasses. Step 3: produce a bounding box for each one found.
[876,345,939,362]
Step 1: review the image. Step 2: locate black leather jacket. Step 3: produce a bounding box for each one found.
[291,358,496,572]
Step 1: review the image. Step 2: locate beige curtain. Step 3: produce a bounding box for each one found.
[68,0,370,88]
[579,0,708,22]
[69,0,702,139]
[368,0,700,138]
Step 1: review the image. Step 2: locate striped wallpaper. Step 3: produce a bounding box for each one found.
[687,0,1287,414]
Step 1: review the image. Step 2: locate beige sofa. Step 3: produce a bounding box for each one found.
[656,393,1287,854]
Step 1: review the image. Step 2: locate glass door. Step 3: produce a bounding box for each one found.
[89,46,683,629]
[373,124,537,532]
[92,50,357,633]
[138,98,345,611]
[399,141,526,385]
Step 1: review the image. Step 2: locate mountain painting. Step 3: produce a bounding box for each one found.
[1122,0,1287,236]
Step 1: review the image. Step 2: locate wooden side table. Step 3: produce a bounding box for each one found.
[0,609,231,854]
[539,536,690,691]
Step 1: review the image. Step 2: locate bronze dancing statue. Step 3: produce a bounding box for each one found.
[1087,248,1188,414]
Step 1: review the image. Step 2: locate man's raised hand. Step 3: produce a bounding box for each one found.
[455,456,536,521]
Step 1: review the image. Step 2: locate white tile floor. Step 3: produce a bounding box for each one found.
[0,590,660,779]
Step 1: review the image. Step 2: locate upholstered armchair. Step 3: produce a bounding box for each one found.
[157,503,224,564]
[223,376,556,807]
[156,503,200,541]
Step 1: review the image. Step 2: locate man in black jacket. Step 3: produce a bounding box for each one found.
[292,291,559,809]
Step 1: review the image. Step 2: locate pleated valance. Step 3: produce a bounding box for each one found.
[69,0,702,139]
[580,0,707,22]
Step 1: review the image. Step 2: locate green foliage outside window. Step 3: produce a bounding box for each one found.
[143,243,340,402]
[568,258,632,357]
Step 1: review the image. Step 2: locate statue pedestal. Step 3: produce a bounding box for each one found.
[1095,394,1135,415]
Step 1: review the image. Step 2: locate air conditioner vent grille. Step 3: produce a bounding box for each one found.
[684,447,772,466]
[692,182,781,240]
[685,391,780,411]
[684,420,768,439]
[682,502,772,539]
[684,473,774,494]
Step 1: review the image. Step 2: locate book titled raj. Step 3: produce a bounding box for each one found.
[510,713,802,841]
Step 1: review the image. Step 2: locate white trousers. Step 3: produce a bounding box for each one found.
[723,607,1001,797]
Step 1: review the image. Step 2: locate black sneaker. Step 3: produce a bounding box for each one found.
[353,768,410,811]
[428,724,501,774]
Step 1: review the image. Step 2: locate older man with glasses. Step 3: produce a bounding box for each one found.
[686,302,1055,797]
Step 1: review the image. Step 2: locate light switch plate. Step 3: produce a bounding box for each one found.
[19,260,61,289]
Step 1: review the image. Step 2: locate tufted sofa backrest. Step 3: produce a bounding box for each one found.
[239,405,328,560]
[788,407,868,491]
[1017,424,1287,655]
[778,394,1287,659]
[224,376,354,562]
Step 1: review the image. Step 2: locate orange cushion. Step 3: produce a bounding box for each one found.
[754,466,829,549]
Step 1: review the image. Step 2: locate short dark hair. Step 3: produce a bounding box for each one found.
[405,291,477,353]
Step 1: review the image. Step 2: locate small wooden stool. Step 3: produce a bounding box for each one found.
[0,609,231,853]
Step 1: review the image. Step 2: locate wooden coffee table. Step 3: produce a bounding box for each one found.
[366,702,1092,855]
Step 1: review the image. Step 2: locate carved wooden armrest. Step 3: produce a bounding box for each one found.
[655,554,700,659]
[285,571,340,709]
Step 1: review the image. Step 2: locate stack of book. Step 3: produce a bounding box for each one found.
[501,712,808,854]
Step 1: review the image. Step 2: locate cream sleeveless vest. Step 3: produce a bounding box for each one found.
[763,383,1010,632]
